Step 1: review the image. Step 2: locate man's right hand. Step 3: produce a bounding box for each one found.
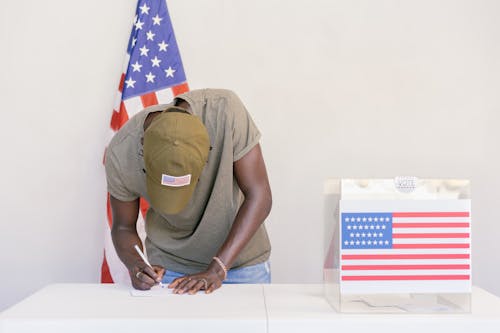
[131,263,165,290]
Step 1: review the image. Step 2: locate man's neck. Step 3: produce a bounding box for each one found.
[175,99,191,111]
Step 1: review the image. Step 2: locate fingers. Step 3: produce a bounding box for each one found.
[132,264,164,290]
[153,265,166,280]
[169,274,222,295]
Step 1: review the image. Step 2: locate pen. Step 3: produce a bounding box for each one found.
[134,244,164,288]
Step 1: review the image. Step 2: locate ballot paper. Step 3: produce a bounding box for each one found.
[343,294,460,313]
[130,285,204,297]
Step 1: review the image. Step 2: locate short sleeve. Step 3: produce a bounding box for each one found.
[104,148,139,202]
[227,91,261,161]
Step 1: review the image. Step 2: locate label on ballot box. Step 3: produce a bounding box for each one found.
[323,178,472,313]
[340,200,471,294]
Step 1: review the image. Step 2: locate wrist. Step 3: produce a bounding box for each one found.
[211,256,228,280]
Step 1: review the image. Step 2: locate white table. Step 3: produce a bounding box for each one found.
[264,285,500,333]
[1,284,500,333]
[0,284,267,333]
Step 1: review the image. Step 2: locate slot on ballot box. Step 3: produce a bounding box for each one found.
[323,178,471,313]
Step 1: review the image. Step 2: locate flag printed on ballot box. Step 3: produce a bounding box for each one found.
[339,200,471,294]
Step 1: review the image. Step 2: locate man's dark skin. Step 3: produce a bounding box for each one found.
[110,100,272,294]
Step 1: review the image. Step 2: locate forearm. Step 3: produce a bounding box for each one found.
[109,196,143,270]
[215,189,272,269]
[111,225,143,269]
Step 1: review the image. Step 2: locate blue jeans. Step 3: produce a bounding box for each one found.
[161,261,271,284]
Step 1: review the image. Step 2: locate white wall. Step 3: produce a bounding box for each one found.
[1,0,499,311]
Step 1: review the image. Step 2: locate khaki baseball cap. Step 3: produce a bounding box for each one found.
[143,108,210,215]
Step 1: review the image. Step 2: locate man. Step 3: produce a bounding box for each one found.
[105,89,272,294]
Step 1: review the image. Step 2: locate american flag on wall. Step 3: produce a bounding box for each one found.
[339,200,471,294]
[101,0,189,284]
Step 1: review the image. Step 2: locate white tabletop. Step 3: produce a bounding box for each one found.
[263,285,500,333]
[0,283,267,333]
[2,284,500,333]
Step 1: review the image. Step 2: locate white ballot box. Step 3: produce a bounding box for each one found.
[323,177,471,313]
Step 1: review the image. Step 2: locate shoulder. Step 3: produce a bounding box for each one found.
[178,89,243,112]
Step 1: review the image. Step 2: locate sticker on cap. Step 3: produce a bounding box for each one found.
[161,174,191,187]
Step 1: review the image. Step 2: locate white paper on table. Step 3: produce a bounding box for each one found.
[130,285,205,297]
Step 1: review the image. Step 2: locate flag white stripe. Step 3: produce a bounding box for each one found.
[393,227,469,234]
[341,269,469,276]
[155,87,175,104]
[341,259,470,265]
[393,238,470,244]
[393,217,469,223]
[123,96,145,119]
[342,248,470,255]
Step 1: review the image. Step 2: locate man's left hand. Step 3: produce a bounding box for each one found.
[168,267,224,294]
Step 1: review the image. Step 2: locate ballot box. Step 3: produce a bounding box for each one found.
[323,177,471,313]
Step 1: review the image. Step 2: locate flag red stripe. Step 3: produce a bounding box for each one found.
[106,194,113,228]
[342,275,470,281]
[393,233,469,238]
[139,197,150,219]
[110,102,129,131]
[100,251,114,283]
[342,254,470,260]
[342,264,470,270]
[118,73,125,93]
[393,223,470,228]
[393,212,469,218]
[393,243,470,249]
[172,82,189,96]
[141,92,159,107]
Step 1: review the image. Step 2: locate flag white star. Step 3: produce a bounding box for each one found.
[361,240,366,245]
[135,19,144,30]
[151,56,161,67]
[139,45,149,56]
[350,233,354,237]
[344,241,349,245]
[379,233,383,237]
[355,233,360,237]
[378,241,383,245]
[349,241,354,245]
[164,66,176,77]
[145,72,156,82]
[352,225,357,230]
[385,240,389,245]
[374,218,378,222]
[376,225,380,229]
[152,14,163,25]
[139,3,150,14]
[347,225,351,230]
[361,233,366,237]
[355,240,360,245]
[356,218,361,222]
[131,61,142,72]
[382,225,386,229]
[146,30,155,41]
[125,77,136,88]
[131,38,137,47]
[362,217,366,222]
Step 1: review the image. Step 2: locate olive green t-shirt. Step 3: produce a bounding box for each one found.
[105,89,271,274]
